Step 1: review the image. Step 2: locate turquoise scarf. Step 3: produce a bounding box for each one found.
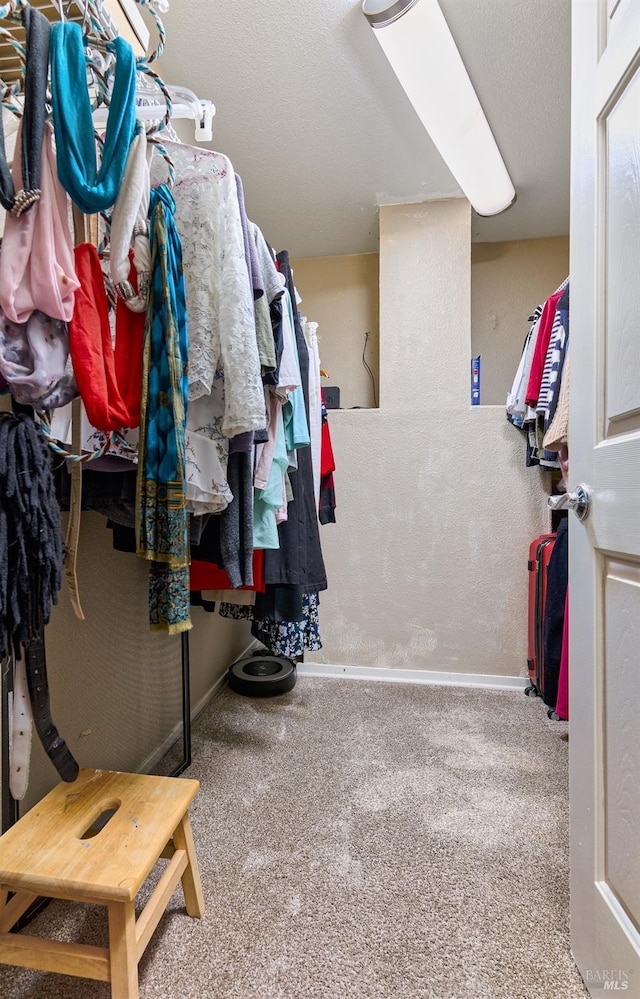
[136,184,191,635]
[50,22,137,214]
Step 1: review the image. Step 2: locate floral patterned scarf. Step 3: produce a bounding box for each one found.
[136,184,191,634]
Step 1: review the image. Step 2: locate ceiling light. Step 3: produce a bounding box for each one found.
[362,0,516,216]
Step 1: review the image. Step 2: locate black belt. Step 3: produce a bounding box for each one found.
[23,625,79,783]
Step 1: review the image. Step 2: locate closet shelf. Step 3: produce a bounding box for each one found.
[0,1,113,87]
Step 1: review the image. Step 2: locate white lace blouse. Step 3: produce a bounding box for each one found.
[151,142,265,439]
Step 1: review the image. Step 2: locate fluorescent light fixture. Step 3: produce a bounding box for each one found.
[362,0,516,216]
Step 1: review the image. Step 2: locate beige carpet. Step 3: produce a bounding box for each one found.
[0,678,588,998]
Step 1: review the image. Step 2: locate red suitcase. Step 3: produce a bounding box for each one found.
[526,534,556,697]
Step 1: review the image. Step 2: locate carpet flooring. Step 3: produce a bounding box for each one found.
[0,678,588,998]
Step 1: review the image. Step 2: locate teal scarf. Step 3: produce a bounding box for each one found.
[136,184,191,635]
[50,22,137,214]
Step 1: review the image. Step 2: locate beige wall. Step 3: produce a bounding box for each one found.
[471,236,570,405]
[291,253,379,410]
[314,201,550,677]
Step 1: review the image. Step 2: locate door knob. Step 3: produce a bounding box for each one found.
[548,483,592,521]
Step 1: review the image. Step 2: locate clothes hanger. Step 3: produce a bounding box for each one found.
[0,28,26,119]
[0,21,25,59]
[0,0,26,100]
[0,1,25,22]
[94,79,215,143]
[64,0,91,32]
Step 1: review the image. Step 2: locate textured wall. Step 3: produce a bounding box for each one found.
[314,201,550,676]
[291,253,380,410]
[471,237,570,405]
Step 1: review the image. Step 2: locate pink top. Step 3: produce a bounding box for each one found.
[0,123,79,324]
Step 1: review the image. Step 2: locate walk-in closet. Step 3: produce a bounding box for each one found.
[0,1,638,997]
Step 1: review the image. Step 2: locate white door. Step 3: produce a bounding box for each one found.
[571,0,640,994]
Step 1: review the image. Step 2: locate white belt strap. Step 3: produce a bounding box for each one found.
[9,653,33,801]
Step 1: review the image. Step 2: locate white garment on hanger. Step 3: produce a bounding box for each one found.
[110,132,151,313]
[275,279,302,400]
[151,142,265,437]
[507,307,541,423]
[303,317,322,513]
[185,412,233,514]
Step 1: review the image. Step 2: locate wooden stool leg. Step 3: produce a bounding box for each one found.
[108,900,138,999]
[172,812,204,918]
[0,889,39,932]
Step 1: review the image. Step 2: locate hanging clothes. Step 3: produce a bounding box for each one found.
[0,11,329,648]
[280,289,310,453]
[508,280,569,469]
[219,451,256,587]
[543,518,568,708]
[254,395,290,550]
[544,346,571,453]
[261,251,327,592]
[319,390,337,525]
[507,305,542,428]
[525,287,566,408]
[190,549,265,594]
[539,285,570,439]
[151,141,264,427]
[255,392,284,492]
[235,174,264,302]
[555,591,569,721]
[150,142,266,521]
[252,591,323,659]
[303,318,322,511]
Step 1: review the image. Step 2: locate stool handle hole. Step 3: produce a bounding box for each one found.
[78,799,122,840]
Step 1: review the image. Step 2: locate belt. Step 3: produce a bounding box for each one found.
[9,653,33,800]
[23,625,79,783]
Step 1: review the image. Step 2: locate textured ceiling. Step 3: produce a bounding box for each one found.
[157,0,570,257]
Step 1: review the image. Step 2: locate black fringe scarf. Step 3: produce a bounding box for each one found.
[0,413,63,657]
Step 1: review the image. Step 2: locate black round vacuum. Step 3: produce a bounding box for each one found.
[228,651,297,697]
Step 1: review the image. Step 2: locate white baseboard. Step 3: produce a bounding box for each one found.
[298,662,527,692]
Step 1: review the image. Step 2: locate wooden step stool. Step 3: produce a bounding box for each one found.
[0,768,204,999]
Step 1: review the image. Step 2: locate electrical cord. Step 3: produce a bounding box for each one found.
[362,331,378,408]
